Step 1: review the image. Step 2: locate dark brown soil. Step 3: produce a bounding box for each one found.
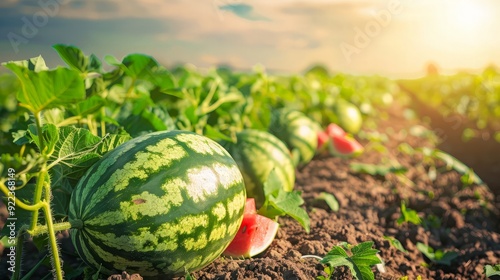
[1,104,500,280]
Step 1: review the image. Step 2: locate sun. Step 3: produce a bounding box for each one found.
[447,0,492,31]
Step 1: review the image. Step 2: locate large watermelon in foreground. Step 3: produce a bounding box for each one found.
[68,130,246,279]
[219,129,295,208]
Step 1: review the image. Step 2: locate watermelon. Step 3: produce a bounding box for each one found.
[269,109,318,166]
[219,129,295,208]
[333,99,363,134]
[68,130,246,278]
[223,198,279,258]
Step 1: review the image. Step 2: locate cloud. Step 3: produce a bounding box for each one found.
[218,3,270,21]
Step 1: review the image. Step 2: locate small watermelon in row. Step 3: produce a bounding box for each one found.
[223,198,279,258]
[268,109,318,166]
[219,129,295,208]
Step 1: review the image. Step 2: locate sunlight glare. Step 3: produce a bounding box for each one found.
[447,0,491,31]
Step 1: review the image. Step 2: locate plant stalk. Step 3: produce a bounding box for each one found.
[11,228,27,280]
[42,181,64,280]
[29,166,47,231]
[34,111,45,152]
[29,221,73,237]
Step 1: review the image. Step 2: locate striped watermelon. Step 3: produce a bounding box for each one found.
[68,130,246,278]
[219,129,295,208]
[269,109,318,166]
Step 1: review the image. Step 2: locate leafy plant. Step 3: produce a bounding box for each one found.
[397,201,422,226]
[416,242,459,266]
[304,241,381,280]
[257,169,310,233]
[350,162,407,176]
[419,147,483,185]
[315,192,340,212]
[484,264,500,278]
[383,236,408,254]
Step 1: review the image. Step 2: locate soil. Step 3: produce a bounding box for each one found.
[1,103,500,280]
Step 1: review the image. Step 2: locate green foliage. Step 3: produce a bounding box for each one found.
[484,264,500,278]
[0,44,492,279]
[319,241,381,280]
[416,242,459,266]
[350,162,408,176]
[258,169,310,233]
[383,236,408,254]
[420,148,483,185]
[315,192,340,212]
[399,68,500,140]
[397,201,422,226]
[3,56,86,114]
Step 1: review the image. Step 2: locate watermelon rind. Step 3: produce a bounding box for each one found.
[68,130,246,279]
[219,129,295,208]
[269,109,318,166]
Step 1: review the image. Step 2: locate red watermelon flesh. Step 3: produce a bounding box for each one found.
[326,123,346,138]
[317,130,330,150]
[329,134,363,157]
[223,199,279,258]
[244,197,257,215]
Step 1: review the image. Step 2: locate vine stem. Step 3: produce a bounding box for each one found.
[12,228,27,280]
[42,181,64,280]
[30,112,46,231]
[0,183,44,212]
[100,107,106,136]
[34,111,45,152]
[42,205,64,280]
[29,221,73,237]
[29,165,47,231]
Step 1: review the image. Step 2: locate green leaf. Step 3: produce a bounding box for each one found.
[3,55,48,72]
[321,241,381,280]
[71,95,105,116]
[150,68,176,91]
[97,133,131,155]
[120,104,173,137]
[316,192,339,212]
[416,242,458,266]
[350,162,407,176]
[121,54,159,79]
[26,123,59,156]
[107,53,175,90]
[258,169,310,233]
[48,127,130,180]
[397,201,422,226]
[485,264,500,278]
[383,236,408,254]
[203,125,233,142]
[52,126,100,158]
[3,59,86,113]
[420,148,483,185]
[351,242,382,266]
[53,44,89,72]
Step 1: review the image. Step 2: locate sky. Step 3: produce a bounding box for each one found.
[0,0,499,77]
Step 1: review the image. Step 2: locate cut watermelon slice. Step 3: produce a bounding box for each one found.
[328,134,363,157]
[317,130,330,150]
[326,123,346,138]
[223,199,279,258]
[244,198,257,215]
